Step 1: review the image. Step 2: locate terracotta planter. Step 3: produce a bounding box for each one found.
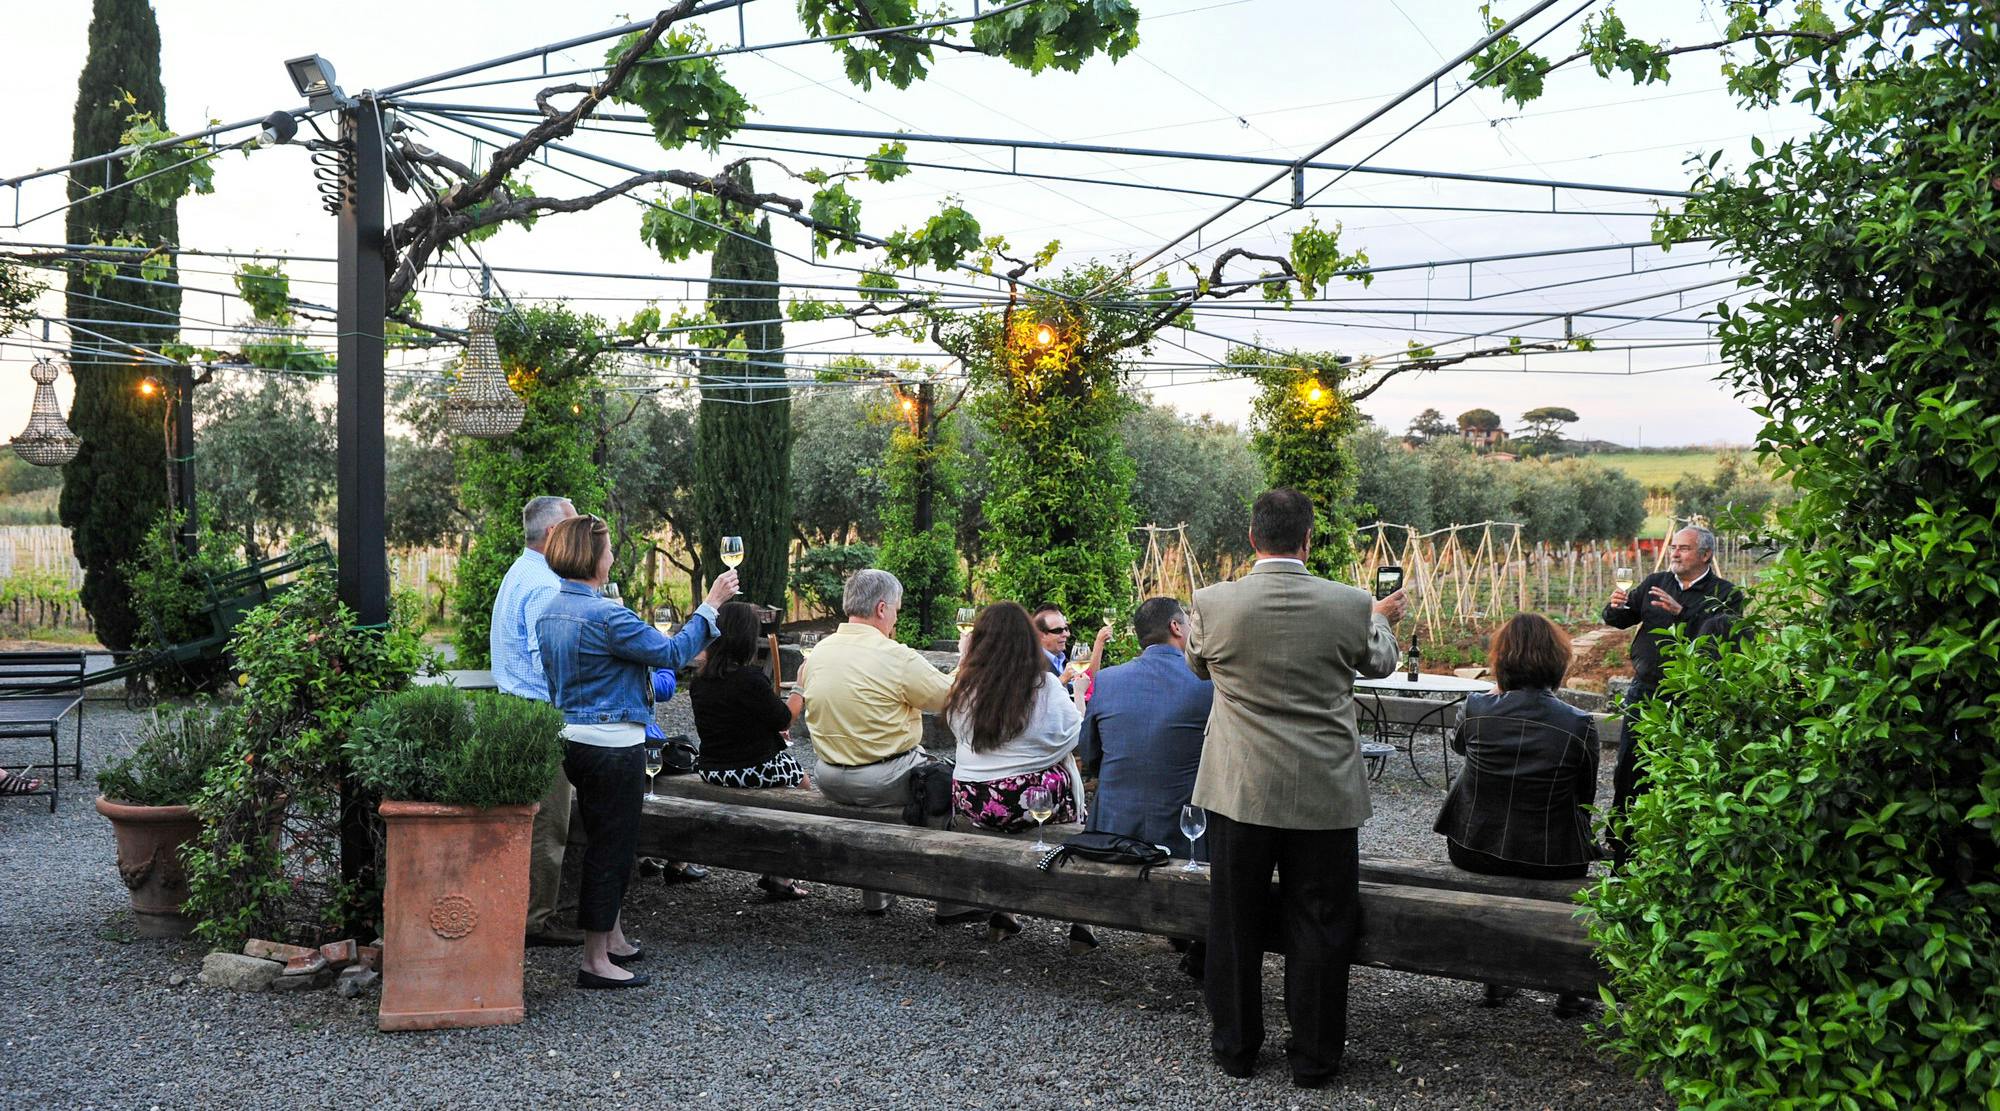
[377,800,538,1032]
[94,796,201,938]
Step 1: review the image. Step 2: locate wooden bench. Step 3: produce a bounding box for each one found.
[637,776,1600,995]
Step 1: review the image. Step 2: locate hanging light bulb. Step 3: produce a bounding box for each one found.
[1033,323,1055,348]
[446,305,524,439]
[11,358,81,467]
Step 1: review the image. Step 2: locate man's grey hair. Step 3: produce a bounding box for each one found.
[522,496,575,545]
[1679,524,1717,558]
[842,568,904,617]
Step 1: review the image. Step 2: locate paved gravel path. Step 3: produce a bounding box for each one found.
[0,696,1664,1110]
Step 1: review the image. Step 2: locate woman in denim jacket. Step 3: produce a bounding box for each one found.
[538,514,737,989]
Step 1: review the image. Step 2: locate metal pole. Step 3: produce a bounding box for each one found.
[173,362,196,557]
[336,98,389,627]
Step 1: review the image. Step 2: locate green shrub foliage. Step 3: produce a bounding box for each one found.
[97,703,239,807]
[958,265,1139,623]
[1578,6,2000,1105]
[184,569,432,946]
[791,543,879,617]
[1235,347,1359,578]
[451,304,614,666]
[121,510,241,693]
[347,686,563,809]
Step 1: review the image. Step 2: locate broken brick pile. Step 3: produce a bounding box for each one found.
[199,937,383,998]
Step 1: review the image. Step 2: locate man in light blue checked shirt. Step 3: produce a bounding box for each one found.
[492,495,582,946]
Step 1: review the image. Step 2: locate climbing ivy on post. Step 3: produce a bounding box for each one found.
[450,304,612,666]
[877,377,964,646]
[1235,346,1361,580]
[954,264,1141,625]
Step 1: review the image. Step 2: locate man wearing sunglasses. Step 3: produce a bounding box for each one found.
[1032,604,1070,676]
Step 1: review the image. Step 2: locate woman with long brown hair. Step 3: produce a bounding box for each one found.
[944,601,1091,945]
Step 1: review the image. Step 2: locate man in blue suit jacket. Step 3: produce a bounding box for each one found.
[1079,596,1214,861]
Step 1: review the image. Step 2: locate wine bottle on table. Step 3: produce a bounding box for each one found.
[1406,633,1421,682]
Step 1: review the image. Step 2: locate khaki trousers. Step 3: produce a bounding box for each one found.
[525,765,574,933]
[814,748,968,917]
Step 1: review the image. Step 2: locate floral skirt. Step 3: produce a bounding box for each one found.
[698,749,806,789]
[952,763,1079,834]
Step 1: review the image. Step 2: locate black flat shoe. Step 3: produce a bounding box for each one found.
[1214,1052,1254,1080]
[985,913,1022,942]
[609,947,645,967]
[1068,924,1099,955]
[660,863,709,885]
[576,969,650,990]
[932,909,986,926]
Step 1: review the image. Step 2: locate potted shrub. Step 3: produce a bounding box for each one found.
[347,684,564,1032]
[95,705,237,938]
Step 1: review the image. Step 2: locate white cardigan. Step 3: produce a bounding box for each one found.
[948,672,1082,783]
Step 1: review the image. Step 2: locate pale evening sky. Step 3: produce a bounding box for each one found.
[0,1,1807,448]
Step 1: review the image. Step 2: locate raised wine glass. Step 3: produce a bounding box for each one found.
[1179,804,1207,871]
[643,740,664,802]
[954,607,977,638]
[720,536,745,591]
[1022,786,1054,852]
[1614,566,1635,595]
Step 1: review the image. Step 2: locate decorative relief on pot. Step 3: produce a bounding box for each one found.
[429,894,478,940]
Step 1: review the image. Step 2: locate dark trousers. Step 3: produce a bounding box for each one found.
[563,741,644,933]
[1205,813,1359,1082]
[1607,690,1653,868]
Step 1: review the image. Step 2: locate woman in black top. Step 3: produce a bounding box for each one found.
[688,602,810,900]
[1434,612,1599,1014]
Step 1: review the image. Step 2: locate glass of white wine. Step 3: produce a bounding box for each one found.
[1022,786,1054,852]
[720,536,745,592]
[1614,566,1635,595]
[954,606,977,638]
[1179,804,1207,871]
[643,740,664,802]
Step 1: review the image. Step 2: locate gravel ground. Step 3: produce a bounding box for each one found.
[0,695,1665,1111]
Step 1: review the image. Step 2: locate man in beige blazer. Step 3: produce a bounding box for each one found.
[1187,488,1406,1088]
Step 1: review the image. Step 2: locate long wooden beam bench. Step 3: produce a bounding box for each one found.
[636,779,1602,996]
[645,775,1592,903]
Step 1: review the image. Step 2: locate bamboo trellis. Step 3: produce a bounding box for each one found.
[1131,523,1204,603]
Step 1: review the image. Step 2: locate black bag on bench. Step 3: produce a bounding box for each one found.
[1036,831,1171,876]
[903,761,954,828]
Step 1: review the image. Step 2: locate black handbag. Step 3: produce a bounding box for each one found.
[902,761,954,828]
[659,733,698,776]
[1036,831,1172,876]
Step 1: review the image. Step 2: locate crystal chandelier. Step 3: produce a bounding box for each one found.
[446,305,524,439]
[10,358,81,467]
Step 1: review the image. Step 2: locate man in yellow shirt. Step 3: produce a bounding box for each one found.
[792,568,961,918]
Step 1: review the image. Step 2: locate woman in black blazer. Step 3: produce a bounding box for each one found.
[1434,612,1599,1013]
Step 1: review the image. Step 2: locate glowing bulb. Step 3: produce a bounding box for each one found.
[138,378,159,398]
[1308,385,1324,403]
[900,397,915,413]
[1033,324,1054,347]
[572,403,582,414]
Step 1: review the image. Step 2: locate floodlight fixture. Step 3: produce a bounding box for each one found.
[284,54,346,109]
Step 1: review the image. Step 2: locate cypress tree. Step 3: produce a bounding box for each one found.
[693,169,792,609]
[58,0,177,651]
